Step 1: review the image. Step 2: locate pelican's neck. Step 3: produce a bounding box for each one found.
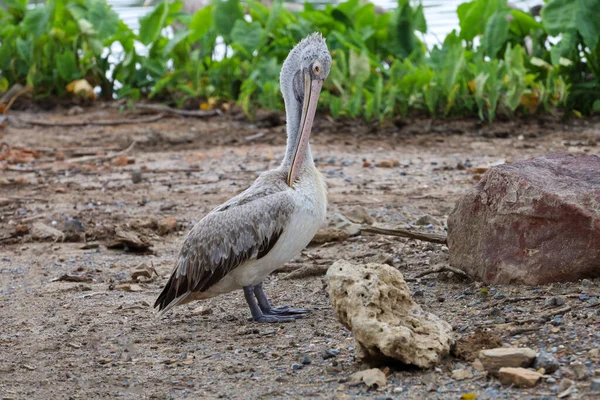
[281,95,315,173]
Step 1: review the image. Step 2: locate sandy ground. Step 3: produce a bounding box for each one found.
[1,105,600,399]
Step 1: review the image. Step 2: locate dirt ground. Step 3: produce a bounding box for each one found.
[1,105,599,400]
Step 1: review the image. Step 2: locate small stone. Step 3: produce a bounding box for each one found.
[158,217,177,235]
[349,368,387,388]
[545,297,558,307]
[344,206,374,225]
[591,378,600,392]
[300,354,312,365]
[472,359,485,372]
[15,224,29,236]
[189,306,212,316]
[569,361,589,380]
[376,159,399,168]
[581,279,593,287]
[579,293,590,302]
[291,363,303,370]
[547,377,557,384]
[498,367,542,388]
[451,368,473,380]
[131,171,143,184]
[64,218,85,233]
[534,350,560,374]
[478,347,536,374]
[112,155,128,167]
[322,349,340,360]
[415,214,441,226]
[310,229,349,244]
[558,378,573,392]
[413,290,424,297]
[552,316,564,326]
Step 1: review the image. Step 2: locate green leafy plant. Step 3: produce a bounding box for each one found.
[0,0,596,120]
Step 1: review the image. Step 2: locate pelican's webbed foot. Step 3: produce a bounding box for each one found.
[243,284,298,323]
[253,283,309,316]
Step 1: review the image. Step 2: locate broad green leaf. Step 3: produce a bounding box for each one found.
[87,0,120,41]
[22,6,50,38]
[231,20,264,56]
[164,29,192,56]
[212,0,243,40]
[331,9,353,29]
[542,0,577,36]
[354,4,375,30]
[56,51,78,81]
[577,0,600,50]
[458,0,508,41]
[16,36,33,65]
[139,0,169,45]
[509,9,542,37]
[413,4,427,33]
[543,0,600,49]
[483,11,509,57]
[189,5,214,40]
[550,32,577,65]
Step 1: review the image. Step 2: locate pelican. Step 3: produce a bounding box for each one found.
[154,33,331,322]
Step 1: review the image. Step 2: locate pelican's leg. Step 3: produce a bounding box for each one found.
[243,285,296,323]
[253,283,309,316]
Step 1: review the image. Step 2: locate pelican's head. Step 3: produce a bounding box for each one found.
[281,33,331,187]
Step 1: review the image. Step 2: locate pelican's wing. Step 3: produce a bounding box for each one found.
[154,182,294,315]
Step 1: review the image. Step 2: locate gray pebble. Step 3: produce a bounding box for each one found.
[534,350,560,374]
[292,363,303,370]
[591,378,600,392]
[300,354,312,365]
[131,170,143,184]
[552,316,564,326]
[322,349,340,360]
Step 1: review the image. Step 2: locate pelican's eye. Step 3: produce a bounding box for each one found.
[312,62,322,76]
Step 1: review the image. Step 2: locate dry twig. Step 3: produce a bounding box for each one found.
[414,265,471,280]
[361,225,447,244]
[16,113,164,127]
[111,102,221,117]
[65,141,136,164]
[281,264,329,280]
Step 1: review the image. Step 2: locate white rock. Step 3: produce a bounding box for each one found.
[349,368,386,388]
[498,367,542,388]
[478,347,536,374]
[326,260,453,368]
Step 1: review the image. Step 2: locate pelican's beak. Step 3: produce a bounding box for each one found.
[287,71,323,187]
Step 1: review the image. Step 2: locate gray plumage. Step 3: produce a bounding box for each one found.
[154,170,293,312]
[154,33,331,320]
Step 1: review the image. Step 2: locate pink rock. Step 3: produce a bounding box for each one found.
[447,153,600,284]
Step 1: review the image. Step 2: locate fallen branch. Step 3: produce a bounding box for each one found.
[65,141,136,164]
[16,113,164,127]
[111,102,221,117]
[360,225,447,245]
[414,265,471,280]
[281,264,329,280]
